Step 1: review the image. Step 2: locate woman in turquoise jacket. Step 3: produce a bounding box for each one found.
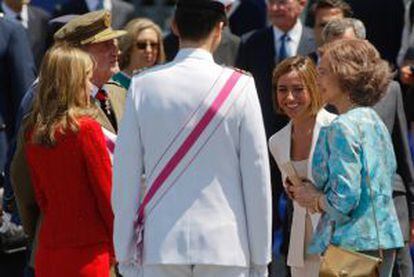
[291,39,404,277]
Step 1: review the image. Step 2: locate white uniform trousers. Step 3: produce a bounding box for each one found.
[141,265,249,277]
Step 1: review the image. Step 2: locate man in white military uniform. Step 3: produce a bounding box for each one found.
[112,0,272,276]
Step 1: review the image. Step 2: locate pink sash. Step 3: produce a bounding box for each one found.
[134,70,243,264]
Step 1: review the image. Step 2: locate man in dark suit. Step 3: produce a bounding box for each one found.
[0,16,36,277]
[373,81,414,277]
[323,18,414,277]
[236,0,316,273]
[0,16,35,183]
[1,0,50,68]
[237,0,316,137]
[54,0,135,29]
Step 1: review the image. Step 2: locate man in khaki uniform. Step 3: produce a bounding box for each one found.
[10,10,127,272]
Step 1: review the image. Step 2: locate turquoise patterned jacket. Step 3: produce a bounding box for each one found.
[309,107,403,254]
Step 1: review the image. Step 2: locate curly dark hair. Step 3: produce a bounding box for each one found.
[320,39,392,106]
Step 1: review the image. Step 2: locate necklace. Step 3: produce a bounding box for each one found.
[291,119,314,139]
[291,127,313,140]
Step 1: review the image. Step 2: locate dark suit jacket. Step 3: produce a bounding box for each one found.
[236,25,316,255]
[164,27,240,66]
[54,0,135,29]
[27,6,50,68]
[0,5,50,69]
[373,80,414,241]
[0,18,36,174]
[229,0,266,37]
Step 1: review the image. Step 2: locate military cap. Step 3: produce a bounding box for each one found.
[54,10,127,45]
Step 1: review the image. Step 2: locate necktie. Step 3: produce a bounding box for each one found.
[96,0,104,10]
[278,33,290,63]
[96,89,117,131]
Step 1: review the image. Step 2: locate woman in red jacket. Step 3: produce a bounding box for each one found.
[24,44,114,277]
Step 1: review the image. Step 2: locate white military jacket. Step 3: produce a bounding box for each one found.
[112,48,272,275]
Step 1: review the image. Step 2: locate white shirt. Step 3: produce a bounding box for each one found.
[85,0,112,11]
[273,20,303,62]
[1,2,28,29]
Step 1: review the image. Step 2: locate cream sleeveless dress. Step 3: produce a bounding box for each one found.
[290,159,320,277]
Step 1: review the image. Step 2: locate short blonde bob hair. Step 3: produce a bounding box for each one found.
[320,39,392,106]
[28,44,95,146]
[119,18,166,70]
[272,56,323,116]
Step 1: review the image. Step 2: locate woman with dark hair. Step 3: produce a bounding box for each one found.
[291,39,404,276]
[269,56,336,277]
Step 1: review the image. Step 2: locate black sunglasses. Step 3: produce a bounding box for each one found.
[136,41,159,50]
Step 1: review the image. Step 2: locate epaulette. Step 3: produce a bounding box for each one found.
[227,66,252,76]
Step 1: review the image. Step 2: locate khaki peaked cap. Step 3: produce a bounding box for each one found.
[54,10,127,45]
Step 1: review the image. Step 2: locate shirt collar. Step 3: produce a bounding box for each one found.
[272,20,302,43]
[174,48,215,63]
[2,2,28,28]
[85,0,112,11]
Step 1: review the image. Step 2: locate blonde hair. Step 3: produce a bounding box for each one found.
[28,44,95,146]
[272,56,323,116]
[119,18,166,69]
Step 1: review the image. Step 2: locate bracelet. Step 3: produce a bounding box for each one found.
[313,194,324,213]
[312,196,320,213]
[317,194,325,212]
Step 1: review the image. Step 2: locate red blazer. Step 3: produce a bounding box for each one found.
[26,117,113,252]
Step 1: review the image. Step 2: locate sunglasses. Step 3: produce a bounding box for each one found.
[136,41,159,50]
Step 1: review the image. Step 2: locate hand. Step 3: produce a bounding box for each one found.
[290,180,322,210]
[400,66,414,85]
[410,219,414,245]
[284,178,296,200]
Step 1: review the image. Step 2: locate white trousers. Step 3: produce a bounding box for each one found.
[140,265,249,277]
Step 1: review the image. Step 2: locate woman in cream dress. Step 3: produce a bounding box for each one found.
[268,56,336,276]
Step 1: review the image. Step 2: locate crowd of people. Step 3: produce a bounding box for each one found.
[1,0,414,277]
